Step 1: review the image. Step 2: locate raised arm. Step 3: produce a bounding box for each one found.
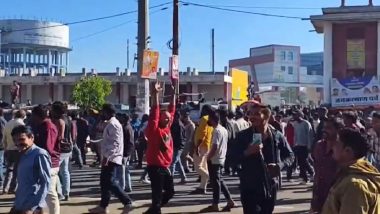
[146,82,162,133]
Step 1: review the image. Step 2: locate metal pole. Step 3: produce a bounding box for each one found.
[173,0,180,95]
[127,39,130,69]
[137,0,150,114]
[0,30,2,72]
[211,28,215,74]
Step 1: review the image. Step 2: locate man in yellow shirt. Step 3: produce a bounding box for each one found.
[322,128,380,214]
[191,105,214,194]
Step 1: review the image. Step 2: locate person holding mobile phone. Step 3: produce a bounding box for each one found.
[232,102,294,214]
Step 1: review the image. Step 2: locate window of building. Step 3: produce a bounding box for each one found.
[281,66,286,72]
[288,66,294,74]
[287,51,294,61]
[280,51,286,61]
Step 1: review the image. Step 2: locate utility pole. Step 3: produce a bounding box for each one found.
[127,39,130,69]
[211,28,215,74]
[137,0,150,114]
[173,0,180,94]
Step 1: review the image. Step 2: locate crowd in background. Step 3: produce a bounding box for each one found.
[0,94,380,213]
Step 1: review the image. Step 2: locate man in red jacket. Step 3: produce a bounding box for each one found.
[143,82,176,214]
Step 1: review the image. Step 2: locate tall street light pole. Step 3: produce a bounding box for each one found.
[137,0,150,114]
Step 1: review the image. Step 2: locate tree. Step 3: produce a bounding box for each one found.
[72,75,112,111]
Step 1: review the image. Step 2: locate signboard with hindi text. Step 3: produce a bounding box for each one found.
[331,76,380,107]
[141,50,159,79]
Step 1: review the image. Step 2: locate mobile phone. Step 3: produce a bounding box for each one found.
[252,133,262,145]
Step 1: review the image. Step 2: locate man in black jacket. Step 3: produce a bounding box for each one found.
[170,111,187,184]
[232,103,293,214]
[121,114,135,192]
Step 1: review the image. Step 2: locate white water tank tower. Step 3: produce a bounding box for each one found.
[0,19,71,76]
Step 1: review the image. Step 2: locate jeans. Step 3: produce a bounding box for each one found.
[207,161,232,205]
[140,168,148,180]
[47,167,60,214]
[181,140,193,171]
[58,152,71,196]
[193,147,209,190]
[294,146,314,182]
[77,141,87,165]
[3,150,20,192]
[286,154,298,180]
[72,143,83,167]
[0,150,4,189]
[170,149,187,181]
[100,162,132,208]
[147,166,175,213]
[116,157,132,191]
[240,188,276,214]
[137,140,147,167]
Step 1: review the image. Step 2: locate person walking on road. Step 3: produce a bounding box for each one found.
[1,110,25,194]
[51,101,73,202]
[89,104,133,214]
[201,110,235,212]
[143,82,176,214]
[180,110,195,173]
[0,108,7,194]
[9,125,51,214]
[120,114,135,192]
[292,110,314,184]
[232,103,293,214]
[32,105,60,214]
[170,111,187,184]
[191,105,214,194]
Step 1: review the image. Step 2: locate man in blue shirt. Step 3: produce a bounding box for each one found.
[10,125,51,214]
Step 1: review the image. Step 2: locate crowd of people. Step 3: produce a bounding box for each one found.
[0,82,380,214]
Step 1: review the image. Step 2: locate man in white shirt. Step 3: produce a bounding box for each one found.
[89,104,133,214]
[234,109,249,133]
[201,111,235,212]
[2,110,25,194]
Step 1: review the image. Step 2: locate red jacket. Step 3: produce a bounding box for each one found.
[34,119,60,168]
[145,103,175,168]
[285,123,295,148]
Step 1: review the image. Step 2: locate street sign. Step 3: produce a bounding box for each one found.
[141,50,159,79]
[169,55,179,80]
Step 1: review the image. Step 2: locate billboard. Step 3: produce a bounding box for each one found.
[331,77,380,106]
[331,23,378,107]
[231,68,248,107]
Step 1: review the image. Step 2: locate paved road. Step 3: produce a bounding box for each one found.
[0,162,312,214]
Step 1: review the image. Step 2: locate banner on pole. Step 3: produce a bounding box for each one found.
[141,50,159,79]
[169,55,179,80]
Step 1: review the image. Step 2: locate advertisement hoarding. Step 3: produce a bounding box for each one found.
[331,76,380,107]
[330,23,378,107]
[231,68,249,108]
